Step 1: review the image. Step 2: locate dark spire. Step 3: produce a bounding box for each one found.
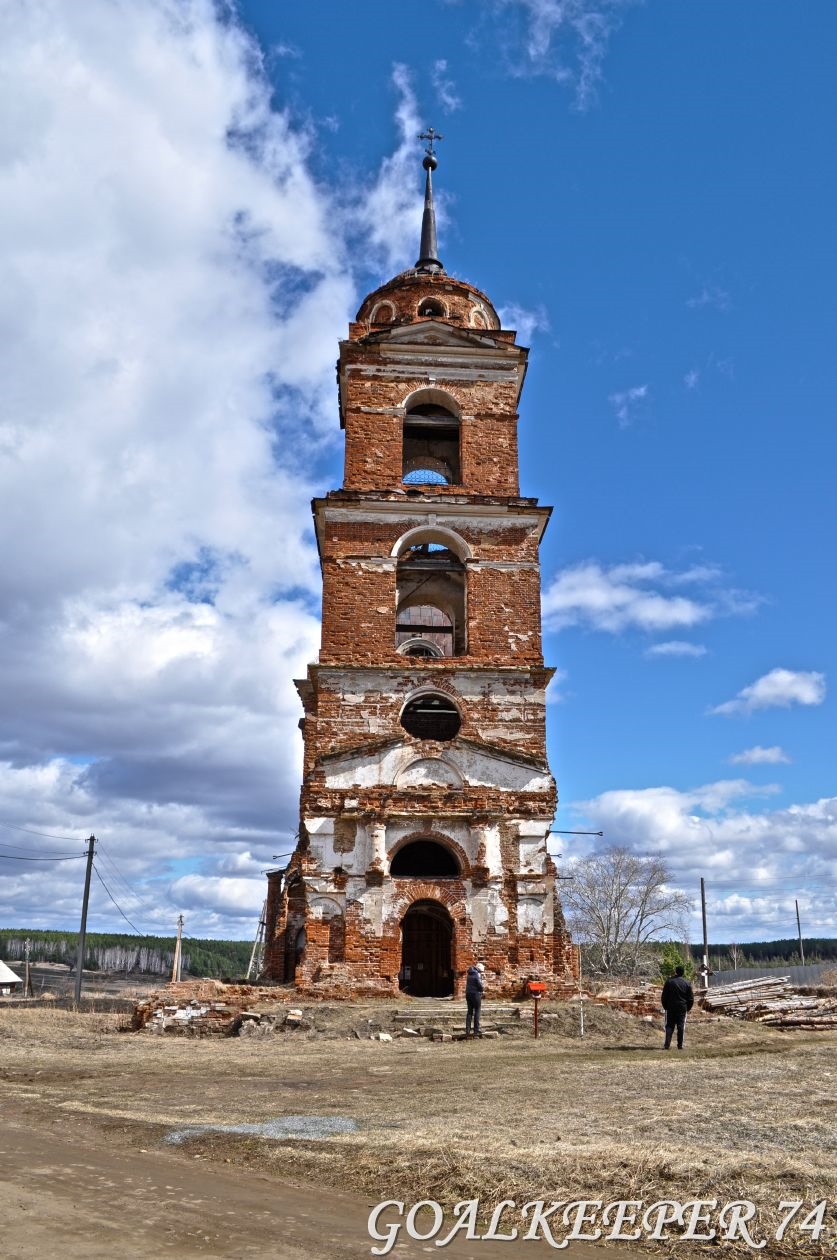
[415,127,444,274]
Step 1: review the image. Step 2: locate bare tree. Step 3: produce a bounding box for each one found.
[562,846,691,978]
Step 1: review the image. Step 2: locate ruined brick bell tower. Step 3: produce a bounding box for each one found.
[264,134,579,997]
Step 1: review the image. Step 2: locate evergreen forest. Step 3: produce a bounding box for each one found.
[0,929,252,978]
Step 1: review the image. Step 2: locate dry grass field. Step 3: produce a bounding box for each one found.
[0,1001,834,1258]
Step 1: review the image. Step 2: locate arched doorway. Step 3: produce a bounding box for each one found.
[284,924,306,982]
[399,900,454,997]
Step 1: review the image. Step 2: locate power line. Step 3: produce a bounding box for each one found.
[95,843,161,918]
[0,818,87,843]
[0,838,84,857]
[96,845,189,943]
[0,852,85,862]
[707,879,833,889]
[91,863,147,936]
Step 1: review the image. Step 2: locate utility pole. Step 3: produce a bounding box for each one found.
[23,937,33,999]
[171,914,184,983]
[795,899,805,966]
[246,900,267,981]
[74,835,96,1005]
[699,877,711,993]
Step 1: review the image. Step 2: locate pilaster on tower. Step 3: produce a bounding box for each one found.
[263,137,579,998]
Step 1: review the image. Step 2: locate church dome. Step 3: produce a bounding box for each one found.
[356,271,500,331]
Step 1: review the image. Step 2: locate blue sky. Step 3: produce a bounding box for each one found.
[0,0,833,944]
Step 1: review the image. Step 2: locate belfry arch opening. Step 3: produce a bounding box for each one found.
[390,838,460,877]
[395,533,466,657]
[402,400,460,486]
[399,899,454,997]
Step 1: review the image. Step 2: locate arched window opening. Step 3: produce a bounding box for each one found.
[400,693,461,741]
[288,925,306,980]
[370,301,396,325]
[396,603,452,656]
[399,640,442,659]
[396,541,466,656]
[417,297,445,318]
[403,466,448,485]
[402,403,460,486]
[391,841,460,877]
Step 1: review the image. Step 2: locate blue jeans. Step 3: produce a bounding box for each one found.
[466,995,481,1035]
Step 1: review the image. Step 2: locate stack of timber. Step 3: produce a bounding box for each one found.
[703,975,792,1011]
[703,975,837,1029]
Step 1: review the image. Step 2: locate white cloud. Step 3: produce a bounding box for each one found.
[355,64,425,273]
[569,783,837,936]
[170,874,264,918]
[0,1,427,936]
[687,284,730,312]
[729,746,791,766]
[646,640,707,658]
[608,383,648,427]
[709,353,735,380]
[545,670,568,704]
[493,0,635,111]
[542,559,752,635]
[497,301,551,344]
[431,59,461,112]
[684,368,700,390]
[710,668,827,717]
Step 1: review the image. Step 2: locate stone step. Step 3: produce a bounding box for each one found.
[432,1031,501,1042]
[392,1005,520,1022]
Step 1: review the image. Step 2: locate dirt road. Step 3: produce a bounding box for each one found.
[0,1109,616,1260]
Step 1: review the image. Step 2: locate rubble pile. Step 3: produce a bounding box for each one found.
[141,999,240,1037]
[132,981,285,1035]
[587,986,662,1017]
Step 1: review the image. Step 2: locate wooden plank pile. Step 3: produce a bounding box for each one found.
[703,975,837,1029]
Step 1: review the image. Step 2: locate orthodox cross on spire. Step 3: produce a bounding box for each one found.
[418,127,443,161]
[415,126,444,274]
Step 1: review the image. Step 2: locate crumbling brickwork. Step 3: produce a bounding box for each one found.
[264,257,579,999]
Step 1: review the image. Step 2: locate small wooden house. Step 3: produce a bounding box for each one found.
[0,960,23,995]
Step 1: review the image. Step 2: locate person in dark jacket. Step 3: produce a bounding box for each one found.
[661,965,694,1049]
[465,962,485,1038]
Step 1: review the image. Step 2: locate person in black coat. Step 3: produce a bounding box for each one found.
[465,962,485,1038]
[661,965,695,1049]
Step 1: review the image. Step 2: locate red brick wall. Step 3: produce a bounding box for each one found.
[317,507,547,665]
[300,667,550,767]
[341,363,524,498]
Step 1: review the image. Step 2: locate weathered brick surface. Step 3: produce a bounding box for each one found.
[301,665,551,766]
[317,502,548,665]
[263,262,579,997]
[341,378,523,497]
[353,270,502,332]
